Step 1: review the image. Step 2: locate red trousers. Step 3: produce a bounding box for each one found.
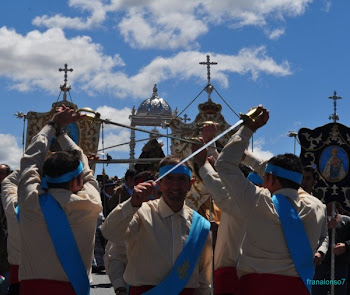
[9,265,19,285]
[239,273,309,295]
[20,279,75,295]
[129,285,195,295]
[214,267,240,295]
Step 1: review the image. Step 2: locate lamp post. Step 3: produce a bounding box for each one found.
[287,131,298,155]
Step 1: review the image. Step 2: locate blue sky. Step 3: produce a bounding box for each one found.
[0,0,349,178]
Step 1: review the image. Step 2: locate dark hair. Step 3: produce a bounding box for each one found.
[267,153,302,190]
[0,164,11,175]
[124,169,137,180]
[303,165,318,181]
[239,163,253,177]
[43,150,81,189]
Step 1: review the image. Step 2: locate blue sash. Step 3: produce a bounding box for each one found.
[272,194,314,293]
[144,210,210,295]
[15,205,19,222]
[39,193,90,295]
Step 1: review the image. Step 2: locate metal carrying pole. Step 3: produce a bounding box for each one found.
[154,107,263,182]
[330,202,335,295]
[78,108,219,150]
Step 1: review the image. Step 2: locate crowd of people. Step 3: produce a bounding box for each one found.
[0,105,349,295]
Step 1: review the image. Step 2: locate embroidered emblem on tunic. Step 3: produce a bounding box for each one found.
[177,260,190,280]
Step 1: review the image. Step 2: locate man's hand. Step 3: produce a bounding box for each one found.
[334,243,346,256]
[313,252,323,265]
[87,153,100,161]
[113,186,122,196]
[246,105,269,132]
[130,181,155,207]
[51,105,85,128]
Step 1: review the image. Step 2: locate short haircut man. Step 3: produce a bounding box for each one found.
[102,155,212,294]
[214,105,325,295]
[301,165,318,194]
[17,106,102,295]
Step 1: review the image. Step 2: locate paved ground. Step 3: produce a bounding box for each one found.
[90,271,115,295]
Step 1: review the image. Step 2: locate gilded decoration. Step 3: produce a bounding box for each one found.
[26,101,101,157]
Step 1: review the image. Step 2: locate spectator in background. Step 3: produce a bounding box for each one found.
[106,169,136,215]
[1,170,20,295]
[93,176,120,273]
[312,202,350,295]
[98,177,118,217]
[301,165,318,195]
[0,164,11,295]
[301,165,329,267]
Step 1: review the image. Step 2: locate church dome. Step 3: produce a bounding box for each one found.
[136,84,172,116]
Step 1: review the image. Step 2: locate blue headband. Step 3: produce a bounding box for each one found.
[247,172,263,186]
[158,165,192,179]
[265,163,302,185]
[45,161,84,184]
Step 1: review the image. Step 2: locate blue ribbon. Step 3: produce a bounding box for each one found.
[265,163,302,185]
[39,193,90,295]
[158,165,192,179]
[45,161,84,184]
[144,210,210,295]
[15,205,19,222]
[247,172,263,186]
[41,177,48,189]
[272,194,314,293]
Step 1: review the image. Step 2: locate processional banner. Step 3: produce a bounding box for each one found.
[298,123,350,208]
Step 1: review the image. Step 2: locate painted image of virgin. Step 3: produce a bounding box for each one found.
[320,146,348,182]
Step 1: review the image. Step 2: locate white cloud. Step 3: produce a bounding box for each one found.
[249,137,274,161]
[86,49,292,98]
[322,1,332,13]
[0,134,22,170]
[0,28,291,98]
[99,130,131,153]
[0,26,124,94]
[268,28,285,40]
[32,0,107,30]
[31,0,313,50]
[118,7,207,49]
[95,106,132,131]
[95,106,132,154]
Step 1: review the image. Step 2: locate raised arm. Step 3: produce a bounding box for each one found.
[215,106,270,214]
[1,170,19,215]
[18,105,86,205]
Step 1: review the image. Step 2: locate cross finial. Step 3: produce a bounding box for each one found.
[199,55,217,85]
[59,63,73,84]
[152,84,158,98]
[182,114,191,123]
[328,90,342,123]
[58,63,73,101]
